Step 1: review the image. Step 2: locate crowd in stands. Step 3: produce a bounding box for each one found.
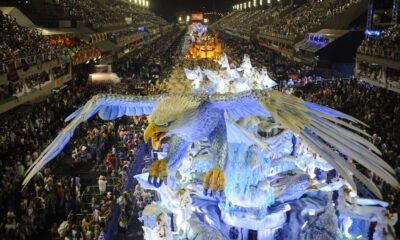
[104,0,168,27]
[358,25,400,61]
[0,12,60,63]
[57,0,125,28]
[53,0,168,29]
[260,0,360,39]
[0,84,90,239]
[213,6,291,37]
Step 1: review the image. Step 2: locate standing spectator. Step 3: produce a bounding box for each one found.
[98,176,107,195]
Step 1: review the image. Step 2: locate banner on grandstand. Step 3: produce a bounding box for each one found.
[191,13,203,21]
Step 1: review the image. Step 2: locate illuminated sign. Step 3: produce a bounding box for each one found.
[191,13,204,21]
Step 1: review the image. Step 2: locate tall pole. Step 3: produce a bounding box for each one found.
[393,0,399,24]
[366,0,374,30]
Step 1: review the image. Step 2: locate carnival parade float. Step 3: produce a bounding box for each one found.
[22,51,399,239]
[186,23,222,60]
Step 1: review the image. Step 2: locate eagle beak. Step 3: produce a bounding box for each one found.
[144,122,167,150]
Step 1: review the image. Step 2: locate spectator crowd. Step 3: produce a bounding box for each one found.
[260,0,361,39]
[0,12,60,63]
[358,24,400,61]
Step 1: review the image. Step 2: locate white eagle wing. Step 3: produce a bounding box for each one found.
[23,94,160,187]
[210,90,399,199]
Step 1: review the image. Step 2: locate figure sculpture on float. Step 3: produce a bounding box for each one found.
[182,53,276,94]
[141,205,172,240]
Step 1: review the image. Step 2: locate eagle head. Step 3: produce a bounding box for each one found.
[144,96,202,150]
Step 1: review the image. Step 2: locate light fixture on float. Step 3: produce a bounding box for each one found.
[260,0,263,6]
[254,0,257,7]
[248,1,251,8]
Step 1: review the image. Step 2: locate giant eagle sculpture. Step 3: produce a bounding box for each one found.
[23,90,400,199]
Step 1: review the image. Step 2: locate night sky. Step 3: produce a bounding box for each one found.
[150,0,236,19]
